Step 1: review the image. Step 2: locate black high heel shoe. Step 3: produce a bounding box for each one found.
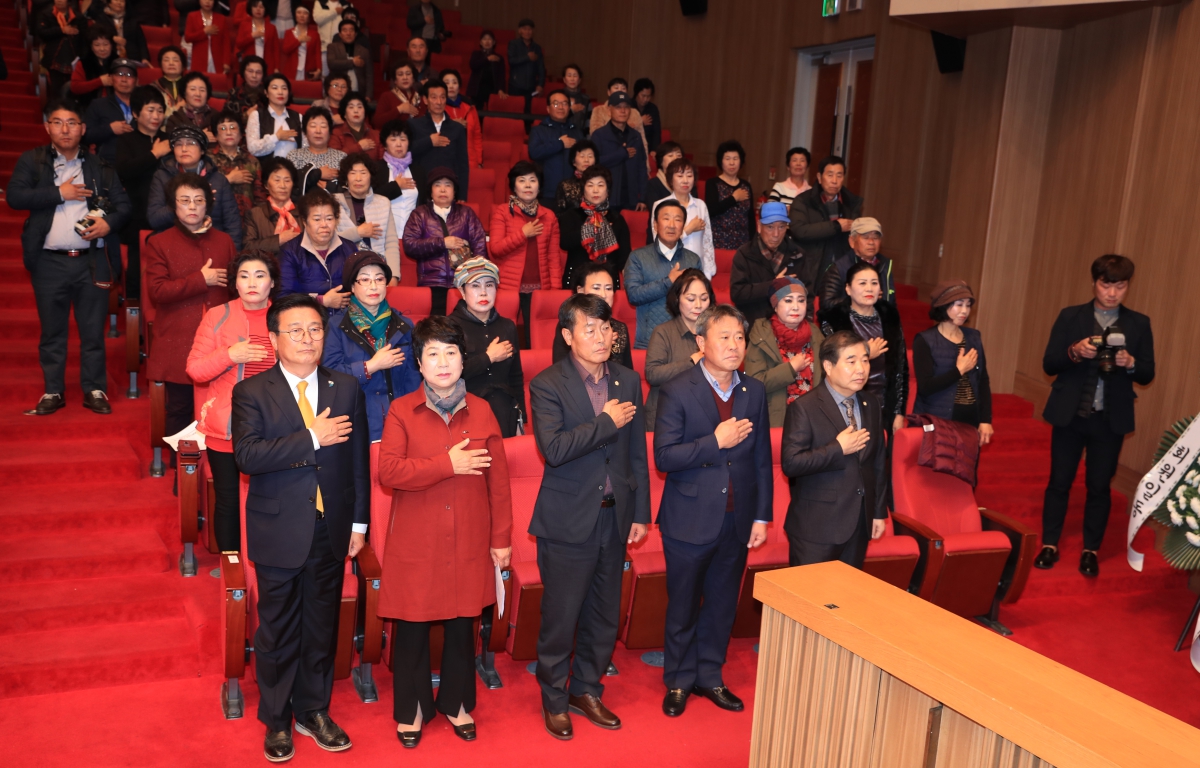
[397,728,422,749]
[450,719,476,742]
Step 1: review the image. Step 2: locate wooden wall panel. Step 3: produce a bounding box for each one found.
[1103,1,1200,475]
[1012,10,1152,392]
[972,26,1061,392]
[861,18,962,296]
[933,708,1053,768]
[938,26,1012,294]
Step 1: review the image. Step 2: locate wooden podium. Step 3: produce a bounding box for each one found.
[750,562,1200,768]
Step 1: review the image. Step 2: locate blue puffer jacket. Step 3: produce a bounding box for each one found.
[278,233,359,298]
[322,308,422,441]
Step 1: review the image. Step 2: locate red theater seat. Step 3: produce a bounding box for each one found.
[135,231,167,477]
[521,347,554,385]
[622,210,649,250]
[220,473,360,717]
[386,286,432,322]
[891,428,1037,634]
[529,289,572,348]
[482,139,519,166]
[504,436,546,660]
[291,80,323,101]
[488,94,526,114]
[714,248,736,275]
[622,433,668,649]
[483,117,526,142]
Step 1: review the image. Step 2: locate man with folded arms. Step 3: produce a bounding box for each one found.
[653,304,771,717]
[529,293,650,740]
[781,330,888,567]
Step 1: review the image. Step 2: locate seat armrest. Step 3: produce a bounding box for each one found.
[979,507,1038,604]
[220,551,248,679]
[353,543,384,665]
[891,512,947,601]
[177,440,201,546]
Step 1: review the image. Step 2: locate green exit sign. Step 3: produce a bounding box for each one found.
[822,0,840,16]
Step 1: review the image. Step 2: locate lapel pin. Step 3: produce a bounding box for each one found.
[614,380,620,386]
[327,380,334,388]
[741,386,747,392]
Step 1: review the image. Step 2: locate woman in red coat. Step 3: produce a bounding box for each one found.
[184,0,229,75]
[377,316,512,748]
[280,5,322,82]
[144,173,237,460]
[234,0,279,74]
[488,160,561,345]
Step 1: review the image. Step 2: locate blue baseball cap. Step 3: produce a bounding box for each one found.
[759,201,790,225]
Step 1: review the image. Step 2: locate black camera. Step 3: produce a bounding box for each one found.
[74,193,110,236]
[1093,325,1126,375]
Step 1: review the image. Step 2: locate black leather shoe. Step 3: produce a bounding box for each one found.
[1080,550,1099,578]
[264,729,294,763]
[693,685,744,712]
[396,728,421,749]
[294,711,351,752]
[663,688,689,717]
[28,393,65,416]
[451,721,476,741]
[1034,546,1059,570]
[83,390,111,414]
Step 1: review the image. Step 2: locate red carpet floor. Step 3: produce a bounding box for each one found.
[3,8,1199,759]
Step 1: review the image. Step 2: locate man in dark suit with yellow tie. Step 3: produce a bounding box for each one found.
[781,330,888,567]
[232,293,370,763]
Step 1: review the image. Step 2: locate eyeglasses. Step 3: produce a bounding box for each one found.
[47,120,82,129]
[548,99,569,108]
[355,276,388,286]
[175,196,207,208]
[329,82,348,90]
[217,124,240,133]
[281,327,325,341]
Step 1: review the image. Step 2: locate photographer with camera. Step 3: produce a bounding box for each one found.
[1036,255,1155,578]
[7,98,131,416]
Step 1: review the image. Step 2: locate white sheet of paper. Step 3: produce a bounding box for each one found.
[163,421,206,451]
[495,564,506,618]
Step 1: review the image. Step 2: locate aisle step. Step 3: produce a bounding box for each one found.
[0,616,200,698]
[0,528,171,583]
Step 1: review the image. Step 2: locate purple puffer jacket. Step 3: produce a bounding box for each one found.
[401,203,489,288]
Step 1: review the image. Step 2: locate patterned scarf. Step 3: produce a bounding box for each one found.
[348,296,392,351]
[580,198,618,262]
[770,315,814,403]
[270,199,299,235]
[53,6,74,31]
[384,151,412,179]
[425,379,467,421]
[509,194,539,218]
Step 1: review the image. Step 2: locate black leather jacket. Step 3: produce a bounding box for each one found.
[817,300,908,419]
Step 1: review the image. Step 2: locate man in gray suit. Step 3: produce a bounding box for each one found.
[781,330,888,567]
[528,293,651,741]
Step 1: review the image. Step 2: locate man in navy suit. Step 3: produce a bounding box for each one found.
[232,293,370,763]
[653,304,772,718]
[408,79,470,199]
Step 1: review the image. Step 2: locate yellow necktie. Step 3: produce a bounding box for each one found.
[296,381,324,514]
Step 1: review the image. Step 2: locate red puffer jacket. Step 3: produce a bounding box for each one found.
[905,413,980,487]
[488,203,563,290]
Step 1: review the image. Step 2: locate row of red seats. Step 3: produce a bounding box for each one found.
[196,419,1036,717]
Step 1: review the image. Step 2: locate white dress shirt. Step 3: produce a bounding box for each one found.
[44,151,97,251]
[278,363,367,534]
[652,193,716,278]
